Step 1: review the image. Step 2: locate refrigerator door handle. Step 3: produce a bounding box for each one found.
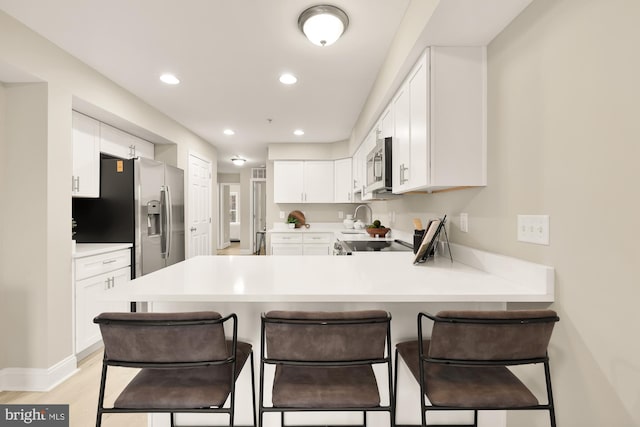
[160,186,168,258]
[165,185,173,261]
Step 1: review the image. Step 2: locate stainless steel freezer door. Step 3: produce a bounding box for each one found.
[164,164,185,267]
[135,158,165,277]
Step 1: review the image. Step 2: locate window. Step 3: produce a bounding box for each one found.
[229,192,239,223]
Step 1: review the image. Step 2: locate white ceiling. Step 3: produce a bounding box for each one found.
[0,0,411,172]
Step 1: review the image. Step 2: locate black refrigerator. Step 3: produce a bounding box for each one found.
[73,155,185,278]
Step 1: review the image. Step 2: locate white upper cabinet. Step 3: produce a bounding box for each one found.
[303,161,334,203]
[379,106,394,139]
[100,122,154,160]
[334,158,353,203]
[392,83,411,192]
[273,161,334,203]
[273,161,304,203]
[392,47,486,193]
[352,145,365,194]
[72,111,100,198]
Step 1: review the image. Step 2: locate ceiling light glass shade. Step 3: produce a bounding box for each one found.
[231,157,246,166]
[223,129,235,135]
[294,129,305,136]
[298,5,349,47]
[160,73,180,85]
[279,73,298,85]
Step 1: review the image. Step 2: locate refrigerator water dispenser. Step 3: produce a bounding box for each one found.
[147,200,161,236]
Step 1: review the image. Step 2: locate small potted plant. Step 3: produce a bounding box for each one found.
[286,216,298,229]
[366,219,390,237]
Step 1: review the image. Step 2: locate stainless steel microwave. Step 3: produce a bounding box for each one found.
[365,137,393,193]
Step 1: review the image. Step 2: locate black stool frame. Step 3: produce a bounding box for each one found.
[259,313,396,427]
[394,311,559,427]
[94,313,257,427]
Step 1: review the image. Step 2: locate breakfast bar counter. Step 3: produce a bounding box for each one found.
[105,244,554,427]
[109,243,554,304]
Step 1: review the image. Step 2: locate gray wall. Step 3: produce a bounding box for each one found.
[0,10,218,371]
[0,82,72,369]
[368,0,639,425]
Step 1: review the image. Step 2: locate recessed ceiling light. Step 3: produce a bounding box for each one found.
[160,73,180,85]
[294,129,305,136]
[223,129,235,136]
[279,73,298,85]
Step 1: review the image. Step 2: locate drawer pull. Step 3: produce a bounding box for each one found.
[102,259,117,264]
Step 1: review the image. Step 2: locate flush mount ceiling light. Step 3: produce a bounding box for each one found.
[160,73,180,85]
[298,5,349,47]
[279,73,298,85]
[223,129,235,135]
[294,129,305,136]
[231,157,246,166]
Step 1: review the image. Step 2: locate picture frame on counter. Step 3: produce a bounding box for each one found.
[413,215,452,264]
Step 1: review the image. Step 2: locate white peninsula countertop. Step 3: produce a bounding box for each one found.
[110,244,554,304]
[129,244,553,427]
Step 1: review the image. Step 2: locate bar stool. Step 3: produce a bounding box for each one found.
[254,231,266,255]
[394,310,559,427]
[94,311,256,427]
[259,310,395,427]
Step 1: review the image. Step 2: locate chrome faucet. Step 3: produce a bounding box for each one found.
[353,204,372,225]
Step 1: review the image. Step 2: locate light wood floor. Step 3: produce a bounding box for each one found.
[0,350,145,427]
[217,241,244,255]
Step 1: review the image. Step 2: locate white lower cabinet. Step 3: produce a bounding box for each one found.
[302,233,333,255]
[74,248,131,354]
[270,232,333,256]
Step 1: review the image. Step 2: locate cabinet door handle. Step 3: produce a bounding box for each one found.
[103,259,117,264]
[400,164,409,185]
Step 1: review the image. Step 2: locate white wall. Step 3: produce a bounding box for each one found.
[370,0,640,425]
[0,10,218,373]
[0,83,5,369]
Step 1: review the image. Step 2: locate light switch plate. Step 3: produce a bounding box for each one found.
[517,215,550,245]
[460,213,469,233]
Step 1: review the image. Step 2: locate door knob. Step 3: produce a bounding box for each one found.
[190,226,197,232]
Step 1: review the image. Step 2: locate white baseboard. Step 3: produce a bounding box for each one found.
[0,355,78,392]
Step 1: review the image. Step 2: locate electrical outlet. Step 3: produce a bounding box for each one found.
[517,215,550,245]
[460,213,469,233]
[279,211,285,219]
[338,211,344,219]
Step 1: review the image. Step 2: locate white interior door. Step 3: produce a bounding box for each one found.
[218,184,231,249]
[188,153,212,257]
